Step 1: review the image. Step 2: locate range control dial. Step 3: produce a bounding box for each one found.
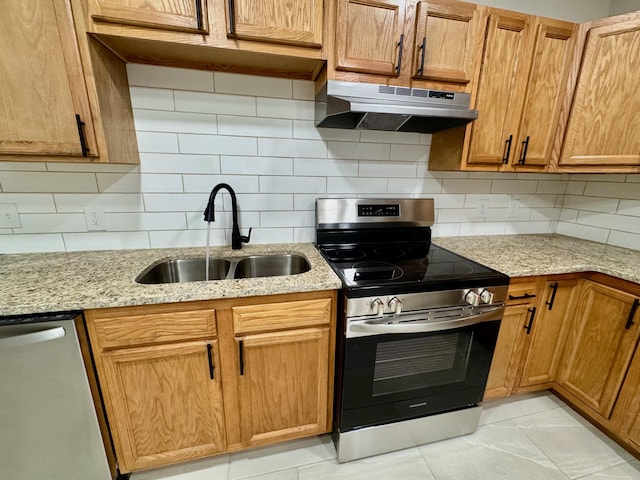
[370,298,385,317]
[465,290,481,307]
[388,297,403,315]
[479,289,495,304]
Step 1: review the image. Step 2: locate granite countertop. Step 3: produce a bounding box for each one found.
[0,243,342,316]
[1,234,639,317]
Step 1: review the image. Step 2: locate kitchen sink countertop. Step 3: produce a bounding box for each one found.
[0,243,342,316]
[1,234,639,317]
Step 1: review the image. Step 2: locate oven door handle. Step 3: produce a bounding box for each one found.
[349,306,504,335]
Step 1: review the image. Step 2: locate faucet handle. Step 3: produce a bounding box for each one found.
[240,227,252,244]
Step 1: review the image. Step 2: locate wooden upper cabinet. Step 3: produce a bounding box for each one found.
[1,0,97,159]
[556,281,640,420]
[558,15,640,171]
[512,18,575,168]
[226,0,323,47]
[467,10,534,167]
[89,0,208,33]
[412,0,485,84]
[335,0,406,75]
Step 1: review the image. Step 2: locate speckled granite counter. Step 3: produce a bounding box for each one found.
[0,243,342,316]
[1,235,638,317]
[435,234,640,283]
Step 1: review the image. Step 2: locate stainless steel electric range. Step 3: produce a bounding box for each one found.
[315,198,510,463]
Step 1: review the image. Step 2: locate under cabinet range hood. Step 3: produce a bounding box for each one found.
[315,80,478,133]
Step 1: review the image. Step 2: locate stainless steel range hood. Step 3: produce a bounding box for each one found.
[315,80,477,134]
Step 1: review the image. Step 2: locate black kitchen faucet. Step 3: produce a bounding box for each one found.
[204,183,251,249]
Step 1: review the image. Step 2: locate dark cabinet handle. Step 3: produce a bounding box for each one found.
[524,307,536,334]
[195,0,203,31]
[625,299,639,330]
[228,0,235,34]
[545,282,559,310]
[417,36,426,76]
[75,114,89,157]
[395,34,404,74]
[238,339,244,375]
[508,293,536,301]
[502,135,513,164]
[518,136,530,164]
[206,343,214,379]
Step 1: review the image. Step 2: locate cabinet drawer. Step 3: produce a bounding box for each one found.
[87,305,217,349]
[233,298,331,334]
[507,281,539,305]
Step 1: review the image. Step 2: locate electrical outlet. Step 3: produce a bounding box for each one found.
[475,199,489,218]
[507,199,520,218]
[84,208,107,231]
[0,203,21,228]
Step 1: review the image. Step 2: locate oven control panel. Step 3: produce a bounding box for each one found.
[358,204,399,217]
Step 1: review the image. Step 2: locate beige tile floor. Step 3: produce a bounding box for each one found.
[130,392,640,480]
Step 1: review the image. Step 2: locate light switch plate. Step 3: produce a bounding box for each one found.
[0,203,21,228]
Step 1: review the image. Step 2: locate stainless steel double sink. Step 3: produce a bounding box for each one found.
[136,254,311,284]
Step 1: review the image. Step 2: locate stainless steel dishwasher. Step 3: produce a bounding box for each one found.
[0,312,112,479]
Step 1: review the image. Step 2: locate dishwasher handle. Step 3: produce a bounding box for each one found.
[0,326,66,350]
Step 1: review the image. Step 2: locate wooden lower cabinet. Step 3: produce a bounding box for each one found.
[85,291,336,473]
[555,280,640,420]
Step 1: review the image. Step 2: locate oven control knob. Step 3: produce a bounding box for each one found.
[370,298,385,317]
[388,297,403,315]
[465,290,481,307]
[480,289,495,304]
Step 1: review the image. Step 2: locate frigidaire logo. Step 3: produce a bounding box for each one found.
[409,402,427,408]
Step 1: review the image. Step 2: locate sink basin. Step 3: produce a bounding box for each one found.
[136,258,231,284]
[136,254,311,284]
[233,254,311,279]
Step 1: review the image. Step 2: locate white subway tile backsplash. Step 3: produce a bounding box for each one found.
[55,193,145,213]
[261,176,326,194]
[139,153,220,174]
[174,91,256,116]
[1,234,65,253]
[129,87,175,111]
[136,132,180,153]
[133,109,217,134]
[215,72,292,98]
[327,141,390,161]
[0,193,55,213]
[127,64,214,91]
[294,158,358,177]
[2,67,637,254]
[178,134,257,156]
[327,177,387,194]
[183,175,259,193]
[256,98,314,120]
[258,138,327,158]
[359,161,417,178]
[217,116,292,138]
[221,156,293,175]
[62,231,151,251]
[0,172,98,193]
[105,212,187,231]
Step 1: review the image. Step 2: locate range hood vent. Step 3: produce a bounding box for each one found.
[315,80,478,134]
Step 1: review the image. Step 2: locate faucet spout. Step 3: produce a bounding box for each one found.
[204,183,251,249]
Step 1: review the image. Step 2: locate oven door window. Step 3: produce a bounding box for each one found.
[372,332,470,397]
[339,321,499,431]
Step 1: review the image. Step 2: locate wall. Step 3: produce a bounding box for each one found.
[1,65,638,254]
[609,0,640,15]
[472,0,611,21]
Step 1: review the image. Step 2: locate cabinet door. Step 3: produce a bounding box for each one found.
[90,0,207,33]
[559,18,640,168]
[227,0,323,47]
[557,281,640,419]
[512,19,575,168]
[101,340,226,472]
[467,11,534,167]
[1,0,97,158]
[484,304,532,400]
[629,414,640,449]
[237,327,330,447]
[412,0,485,84]
[335,0,406,75]
[519,279,579,387]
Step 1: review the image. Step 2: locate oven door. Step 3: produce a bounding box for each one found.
[338,314,500,432]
